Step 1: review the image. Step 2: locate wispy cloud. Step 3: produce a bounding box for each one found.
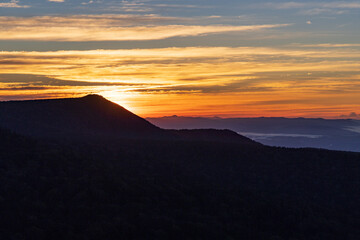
[0,74,142,87]
[321,2,360,8]
[0,47,359,92]
[0,15,289,41]
[264,2,360,9]
[0,0,29,8]
[81,0,94,5]
[299,8,347,15]
[98,0,205,13]
[298,43,360,48]
[0,46,359,117]
[261,2,360,15]
[1,47,359,79]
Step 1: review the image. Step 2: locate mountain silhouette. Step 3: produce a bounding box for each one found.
[0,127,32,148]
[1,95,360,239]
[147,115,360,152]
[170,129,261,145]
[0,94,171,140]
[0,95,258,145]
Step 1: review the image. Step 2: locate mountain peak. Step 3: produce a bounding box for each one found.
[81,94,106,100]
[0,95,262,145]
[0,95,170,141]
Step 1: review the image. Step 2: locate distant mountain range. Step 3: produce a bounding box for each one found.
[147,116,360,152]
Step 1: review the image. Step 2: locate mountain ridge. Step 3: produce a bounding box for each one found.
[0,95,258,145]
[147,115,360,152]
[1,96,360,239]
[0,94,171,140]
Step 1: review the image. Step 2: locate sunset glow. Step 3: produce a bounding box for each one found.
[1,0,359,118]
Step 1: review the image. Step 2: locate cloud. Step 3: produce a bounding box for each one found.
[0,46,359,117]
[48,0,64,2]
[265,2,305,9]
[297,43,360,48]
[81,0,94,5]
[299,8,347,15]
[97,1,204,13]
[1,14,186,26]
[322,2,360,8]
[264,2,360,9]
[0,74,142,87]
[340,112,360,120]
[0,15,290,41]
[0,0,29,8]
[261,2,360,15]
[1,47,359,90]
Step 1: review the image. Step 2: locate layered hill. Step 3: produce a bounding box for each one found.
[148,115,360,152]
[1,95,360,239]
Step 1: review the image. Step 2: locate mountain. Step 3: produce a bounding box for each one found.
[0,94,171,141]
[1,95,360,239]
[147,116,360,152]
[0,127,33,149]
[1,121,360,239]
[170,129,261,145]
[0,95,260,145]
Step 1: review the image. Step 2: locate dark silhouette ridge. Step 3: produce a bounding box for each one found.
[169,129,261,145]
[1,96,360,239]
[0,95,261,145]
[0,94,172,140]
[147,115,360,152]
[1,123,360,239]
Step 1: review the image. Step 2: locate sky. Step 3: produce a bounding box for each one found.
[0,0,359,118]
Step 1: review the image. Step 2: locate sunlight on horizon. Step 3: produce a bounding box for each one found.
[1,2,359,119]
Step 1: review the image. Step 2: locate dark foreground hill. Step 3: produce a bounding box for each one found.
[0,96,360,239]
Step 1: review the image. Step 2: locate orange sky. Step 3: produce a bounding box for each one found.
[1,6,359,119]
[0,46,359,118]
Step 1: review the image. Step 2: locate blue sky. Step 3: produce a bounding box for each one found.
[1,0,359,50]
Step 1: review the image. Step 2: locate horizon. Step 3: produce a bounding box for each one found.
[1,0,359,119]
[1,94,358,120]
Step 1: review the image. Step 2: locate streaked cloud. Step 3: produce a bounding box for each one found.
[321,2,360,8]
[0,46,359,117]
[1,0,359,118]
[81,1,94,5]
[299,8,347,15]
[1,47,359,82]
[298,43,360,48]
[264,2,360,9]
[0,74,143,87]
[0,15,289,41]
[260,2,360,15]
[97,1,205,13]
[0,0,29,8]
